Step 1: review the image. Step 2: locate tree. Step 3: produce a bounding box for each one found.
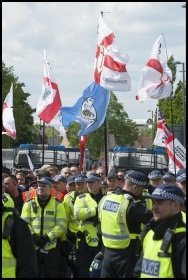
[157,55,186,127]
[66,92,139,159]
[2,61,36,148]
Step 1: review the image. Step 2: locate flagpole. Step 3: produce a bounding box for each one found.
[170,95,177,175]
[101,11,110,177]
[42,120,45,166]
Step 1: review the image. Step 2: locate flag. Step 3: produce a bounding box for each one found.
[153,110,166,147]
[153,109,186,173]
[136,34,172,103]
[60,81,110,136]
[94,14,131,92]
[2,83,16,140]
[79,135,87,172]
[36,49,65,136]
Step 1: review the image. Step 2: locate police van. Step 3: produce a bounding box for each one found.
[108,146,168,175]
[13,144,92,171]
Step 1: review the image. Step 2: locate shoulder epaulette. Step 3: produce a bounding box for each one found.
[2,195,8,202]
[124,193,133,200]
[78,193,86,198]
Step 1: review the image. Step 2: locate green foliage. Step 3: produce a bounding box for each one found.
[157,55,186,128]
[2,61,36,147]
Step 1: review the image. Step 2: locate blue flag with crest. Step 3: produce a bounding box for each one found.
[60,81,110,136]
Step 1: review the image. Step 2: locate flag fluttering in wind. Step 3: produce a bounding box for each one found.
[153,109,186,173]
[79,135,87,172]
[2,83,16,140]
[36,49,65,136]
[94,14,131,92]
[60,81,110,136]
[136,34,172,103]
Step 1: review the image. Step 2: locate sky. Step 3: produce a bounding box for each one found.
[2,2,186,124]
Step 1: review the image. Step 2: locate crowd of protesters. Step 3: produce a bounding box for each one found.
[2,163,186,278]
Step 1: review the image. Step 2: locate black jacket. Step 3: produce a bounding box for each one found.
[134,213,186,278]
[2,205,38,278]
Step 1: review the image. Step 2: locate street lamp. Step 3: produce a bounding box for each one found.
[175,61,186,147]
[147,110,154,144]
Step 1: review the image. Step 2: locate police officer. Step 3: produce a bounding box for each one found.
[62,174,88,278]
[74,173,104,278]
[134,183,186,278]
[162,171,176,184]
[98,171,153,278]
[21,177,67,278]
[148,170,163,187]
[2,180,38,278]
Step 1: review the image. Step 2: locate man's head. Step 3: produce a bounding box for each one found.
[147,183,185,222]
[124,171,148,197]
[66,176,76,192]
[148,170,163,187]
[37,177,54,200]
[162,171,176,184]
[96,167,106,181]
[86,173,102,194]
[107,172,118,191]
[36,169,51,180]
[61,167,72,178]
[53,175,67,193]
[75,174,88,194]
[70,166,80,176]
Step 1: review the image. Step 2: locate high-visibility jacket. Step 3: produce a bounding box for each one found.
[142,189,153,210]
[74,193,99,247]
[140,227,186,278]
[21,196,67,251]
[63,191,79,234]
[2,193,15,208]
[2,209,17,278]
[22,188,64,202]
[98,192,136,249]
[181,211,186,223]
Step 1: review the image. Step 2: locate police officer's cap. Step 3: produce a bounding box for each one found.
[53,175,67,183]
[75,174,87,183]
[148,170,162,180]
[87,173,102,182]
[127,171,147,187]
[37,177,54,187]
[162,171,176,181]
[67,176,76,184]
[146,183,185,204]
[176,168,186,183]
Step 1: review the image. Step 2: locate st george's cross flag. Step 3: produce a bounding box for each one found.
[94,13,131,92]
[36,49,65,136]
[2,83,16,140]
[153,109,186,173]
[136,34,172,103]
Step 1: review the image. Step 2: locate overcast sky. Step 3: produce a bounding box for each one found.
[2,2,186,123]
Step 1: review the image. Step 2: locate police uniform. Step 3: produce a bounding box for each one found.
[134,184,186,278]
[98,171,153,278]
[21,178,67,278]
[2,193,15,208]
[2,204,38,278]
[73,173,104,278]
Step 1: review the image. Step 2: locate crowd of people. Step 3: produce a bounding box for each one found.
[2,164,186,278]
